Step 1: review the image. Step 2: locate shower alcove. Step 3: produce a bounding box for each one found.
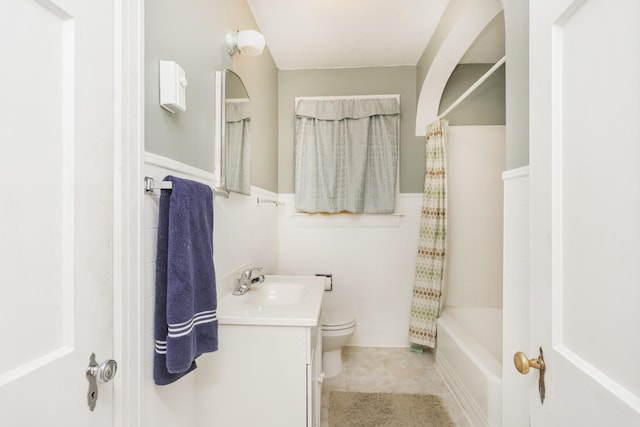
[414,6,507,426]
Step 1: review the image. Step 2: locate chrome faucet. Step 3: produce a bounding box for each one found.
[232,267,265,295]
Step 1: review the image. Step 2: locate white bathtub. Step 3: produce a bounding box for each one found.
[435,307,502,427]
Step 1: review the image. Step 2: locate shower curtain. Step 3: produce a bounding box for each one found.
[409,118,448,348]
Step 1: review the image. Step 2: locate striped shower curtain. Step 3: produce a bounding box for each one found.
[409,119,448,348]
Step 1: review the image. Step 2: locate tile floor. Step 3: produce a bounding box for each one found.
[320,346,471,427]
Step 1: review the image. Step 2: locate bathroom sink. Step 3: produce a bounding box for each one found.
[246,282,307,306]
[217,275,325,326]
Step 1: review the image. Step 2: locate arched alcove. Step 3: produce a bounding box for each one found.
[415,0,503,135]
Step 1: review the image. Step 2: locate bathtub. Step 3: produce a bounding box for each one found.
[435,307,502,427]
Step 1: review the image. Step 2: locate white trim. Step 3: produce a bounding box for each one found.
[0,347,73,386]
[501,165,530,181]
[144,154,280,203]
[251,185,280,200]
[113,0,144,425]
[145,152,218,185]
[214,71,224,195]
[278,194,406,228]
[438,56,506,120]
[557,345,640,412]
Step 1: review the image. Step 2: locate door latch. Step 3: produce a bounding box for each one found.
[86,353,118,411]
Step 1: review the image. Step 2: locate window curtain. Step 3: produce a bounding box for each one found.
[409,118,448,348]
[225,100,251,194]
[294,97,400,214]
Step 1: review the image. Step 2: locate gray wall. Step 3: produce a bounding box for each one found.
[277,65,505,194]
[503,0,529,169]
[277,67,424,194]
[145,0,523,191]
[145,0,279,192]
[439,63,505,125]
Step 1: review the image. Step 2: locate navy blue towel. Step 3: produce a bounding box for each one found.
[154,176,218,386]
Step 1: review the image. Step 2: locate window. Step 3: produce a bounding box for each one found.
[294,96,400,214]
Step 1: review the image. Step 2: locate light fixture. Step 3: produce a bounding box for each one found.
[226,29,265,56]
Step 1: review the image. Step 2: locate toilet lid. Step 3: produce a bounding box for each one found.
[321,307,356,328]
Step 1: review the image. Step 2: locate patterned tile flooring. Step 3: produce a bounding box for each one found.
[320,346,472,427]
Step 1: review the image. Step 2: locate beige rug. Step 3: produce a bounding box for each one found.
[328,391,455,427]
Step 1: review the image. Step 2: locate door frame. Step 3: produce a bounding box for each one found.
[113,0,145,425]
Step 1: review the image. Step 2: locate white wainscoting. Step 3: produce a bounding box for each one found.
[142,152,279,427]
[501,166,529,427]
[277,193,423,347]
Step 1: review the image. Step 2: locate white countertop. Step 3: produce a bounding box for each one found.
[217,275,325,327]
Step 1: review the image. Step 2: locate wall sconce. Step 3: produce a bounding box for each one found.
[226,29,265,56]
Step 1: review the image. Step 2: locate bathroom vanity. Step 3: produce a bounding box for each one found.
[197,276,324,427]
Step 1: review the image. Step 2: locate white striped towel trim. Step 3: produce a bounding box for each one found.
[154,310,218,354]
[167,310,217,338]
[155,340,167,355]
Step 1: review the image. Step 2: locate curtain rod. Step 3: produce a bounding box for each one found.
[437,55,506,120]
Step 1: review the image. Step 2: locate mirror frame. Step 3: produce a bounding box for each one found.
[214,68,251,197]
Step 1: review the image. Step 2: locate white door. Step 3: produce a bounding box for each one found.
[0,0,115,425]
[528,0,640,425]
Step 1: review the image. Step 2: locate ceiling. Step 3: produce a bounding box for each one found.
[246,0,449,70]
[246,0,504,70]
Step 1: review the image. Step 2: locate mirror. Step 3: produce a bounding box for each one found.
[214,69,251,196]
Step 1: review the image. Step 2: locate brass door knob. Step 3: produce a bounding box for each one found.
[514,347,546,404]
[514,351,545,374]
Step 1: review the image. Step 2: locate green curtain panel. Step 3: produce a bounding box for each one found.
[409,119,448,348]
[225,100,251,194]
[294,97,400,214]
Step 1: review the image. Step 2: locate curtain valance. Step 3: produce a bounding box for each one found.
[225,99,251,122]
[295,97,400,121]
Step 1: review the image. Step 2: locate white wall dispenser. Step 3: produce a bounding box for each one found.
[159,60,187,113]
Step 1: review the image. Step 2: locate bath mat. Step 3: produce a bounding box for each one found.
[328,391,454,427]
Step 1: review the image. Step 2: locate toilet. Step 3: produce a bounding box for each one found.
[321,307,356,378]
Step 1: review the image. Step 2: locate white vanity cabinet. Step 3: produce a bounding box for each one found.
[198,322,322,427]
[196,275,325,427]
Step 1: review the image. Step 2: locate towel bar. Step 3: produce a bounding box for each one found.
[257,197,284,206]
[144,176,173,193]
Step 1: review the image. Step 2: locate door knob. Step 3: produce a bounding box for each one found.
[514,351,544,374]
[86,353,118,411]
[513,347,546,403]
